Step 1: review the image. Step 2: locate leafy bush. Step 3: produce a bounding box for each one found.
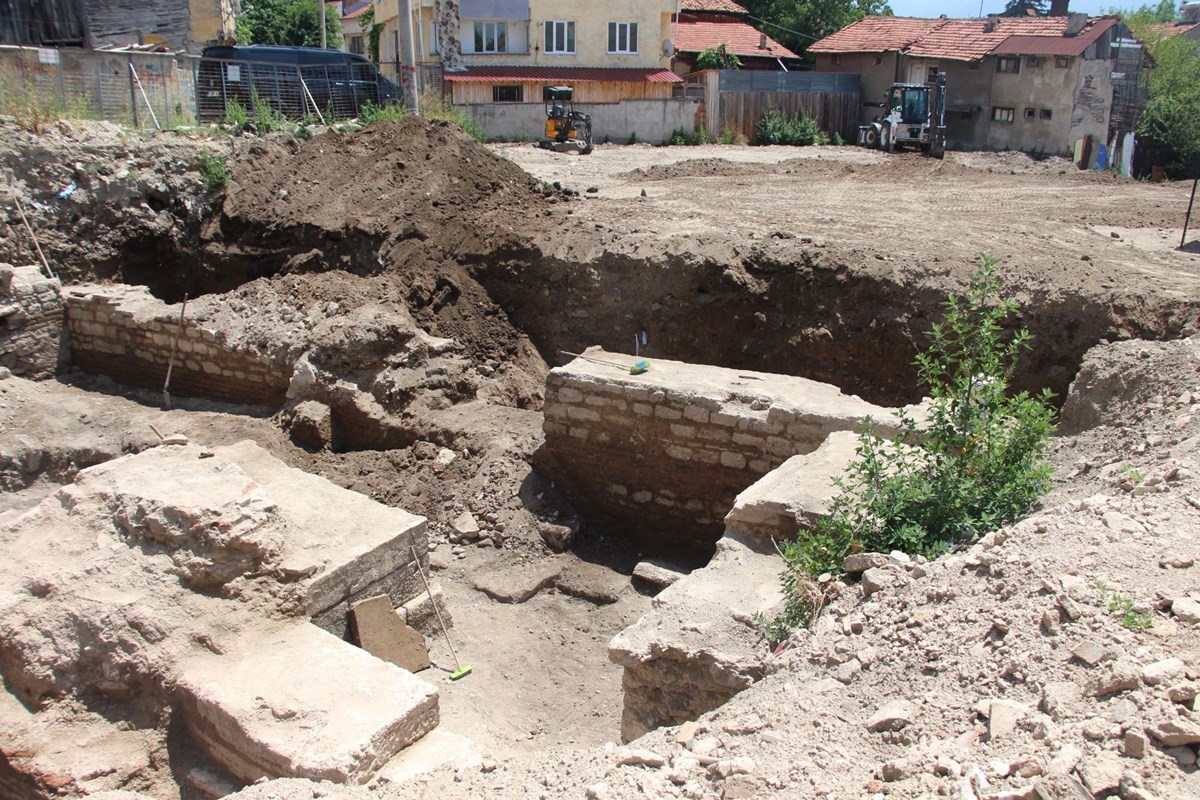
[223,98,250,128]
[695,43,742,70]
[832,131,845,146]
[716,126,748,146]
[754,108,826,146]
[199,153,228,193]
[628,131,638,145]
[762,257,1055,643]
[358,100,407,127]
[669,127,689,146]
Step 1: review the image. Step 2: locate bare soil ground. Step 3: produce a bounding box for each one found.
[3,123,1200,800]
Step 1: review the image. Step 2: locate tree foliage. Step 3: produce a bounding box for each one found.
[695,43,743,70]
[739,0,893,57]
[1114,5,1200,177]
[237,0,341,48]
[998,0,1048,17]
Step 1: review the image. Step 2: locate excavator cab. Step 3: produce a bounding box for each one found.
[860,72,946,158]
[537,86,593,155]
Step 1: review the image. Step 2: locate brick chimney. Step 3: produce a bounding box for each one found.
[1065,11,1087,35]
[1049,0,1069,15]
[984,14,1000,32]
[759,32,767,49]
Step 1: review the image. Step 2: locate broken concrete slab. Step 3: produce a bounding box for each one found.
[609,536,784,741]
[632,560,688,589]
[177,622,439,784]
[352,595,431,674]
[723,430,859,553]
[472,558,563,603]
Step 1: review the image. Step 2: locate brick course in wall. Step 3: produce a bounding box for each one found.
[64,285,288,408]
[535,349,898,555]
[0,265,64,381]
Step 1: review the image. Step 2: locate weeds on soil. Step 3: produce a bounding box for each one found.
[358,101,408,127]
[420,93,486,142]
[754,108,828,146]
[199,153,228,193]
[1098,583,1153,631]
[759,256,1056,646]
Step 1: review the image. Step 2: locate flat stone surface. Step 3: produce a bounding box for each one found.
[177,622,439,783]
[724,430,859,552]
[632,560,687,589]
[555,561,626,604]
[352,594,431,673]
[472,558,563,603]
[375,729,482,784]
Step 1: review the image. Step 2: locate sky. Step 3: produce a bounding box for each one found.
[887,0,1114,18]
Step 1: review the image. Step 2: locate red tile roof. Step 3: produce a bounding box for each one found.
[680,0,748,12]
[811,14,1123,62]
[675,19,800,59]
[807,16,949,54]
[1147,20,1200,39]
[341,0,370,20]
[443,66,684,83]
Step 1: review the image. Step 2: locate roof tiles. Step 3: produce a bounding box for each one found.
[680,0,748,13]
[811,14,1123,62]
[675,19,800,59]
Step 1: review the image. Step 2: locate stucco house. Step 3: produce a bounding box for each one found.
[0,0,237,51]
[672,0,800,75]
[370,0,682,103]
[809,12,1148,161]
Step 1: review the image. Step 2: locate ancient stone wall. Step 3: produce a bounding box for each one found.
[536,349,895,554]
[64,285,288,407]
[0,265,63,380]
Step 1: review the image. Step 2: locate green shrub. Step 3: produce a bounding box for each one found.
[628,131,638,145]
[251,90,288,133]
[419,93,486,142]
[832,131,845,146]
[761,256,1055,644]
[669,127,689,146]
[689,125,709,145]
[358,100,408,127]
[199,153,228,193]
[223,98,250,128]
[695,43,742,71]
[754,108,824,146]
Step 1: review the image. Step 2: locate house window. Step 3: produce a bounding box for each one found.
[996,57,1020,74]
[493,85,523,102]
[474,21,507,53]
[1024,107,1035,118]
[926,66,939,83]
[348,35,364,55]
[1055,56,1070,68]
[608,22,638,54]
[1027,56,1043,68]
[544,20,575,54]
[1040,108,1052,120]
[992,107,1015,122]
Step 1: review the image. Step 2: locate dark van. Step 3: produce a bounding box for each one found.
[197,45,402,123]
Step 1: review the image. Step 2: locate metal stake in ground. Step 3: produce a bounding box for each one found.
[409,545,472,680]
[560,350,649,375]
[163,294,188,410]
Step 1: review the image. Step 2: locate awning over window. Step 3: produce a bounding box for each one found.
[459,0,530,20]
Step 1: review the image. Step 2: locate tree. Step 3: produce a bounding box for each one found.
[237,0,341,48]
[740,0,893,57]
[695,44,743,70]
[998,0,1048,17]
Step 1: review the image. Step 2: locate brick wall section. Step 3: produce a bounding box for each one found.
[64,285,288,407]
[0,265,64,380]
[536,349,897,555]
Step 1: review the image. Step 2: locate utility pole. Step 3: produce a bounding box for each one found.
[398,0,419,112]
[320,0,327,48]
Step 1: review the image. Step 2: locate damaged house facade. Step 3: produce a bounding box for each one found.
[810,11,1148,164]
[0,0,237,51]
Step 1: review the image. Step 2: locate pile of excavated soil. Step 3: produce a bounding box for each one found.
[621,158,771,181]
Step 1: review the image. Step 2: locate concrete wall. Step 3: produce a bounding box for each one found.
[985,54,1083,154]
[535,349,896,555]
[460,98,700,142]
[64,285,288,408]
[813,51,900,126]
[0,265,63,381]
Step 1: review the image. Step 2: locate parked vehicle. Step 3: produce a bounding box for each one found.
[859,72,947,158]
[196,45,402,123]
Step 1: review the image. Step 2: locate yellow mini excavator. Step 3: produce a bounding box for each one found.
[536,86,593,155]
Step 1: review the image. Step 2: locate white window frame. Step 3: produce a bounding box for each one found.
[544,20,575,54]
[608,21,638,54]
[991,106,1015,123]
[473,20,507,53]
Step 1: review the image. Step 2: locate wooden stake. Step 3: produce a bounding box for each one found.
[12,194,54,281]
[1183,177,1199,250]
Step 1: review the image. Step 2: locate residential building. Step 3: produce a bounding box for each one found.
[0,0,237,52]
[341,0,372,55]
[672,0,800,75]
[1148,3,1200,43]
[809,12,1148,161]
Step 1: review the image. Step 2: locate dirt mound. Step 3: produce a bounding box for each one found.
[225,117,550,243]
[621,158,769,181]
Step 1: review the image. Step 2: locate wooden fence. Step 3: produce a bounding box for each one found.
[687,69,862,143]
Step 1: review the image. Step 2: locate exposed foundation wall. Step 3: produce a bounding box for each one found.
[64,285,288,407]
[0,265,63,380]
[536,349,894,554]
